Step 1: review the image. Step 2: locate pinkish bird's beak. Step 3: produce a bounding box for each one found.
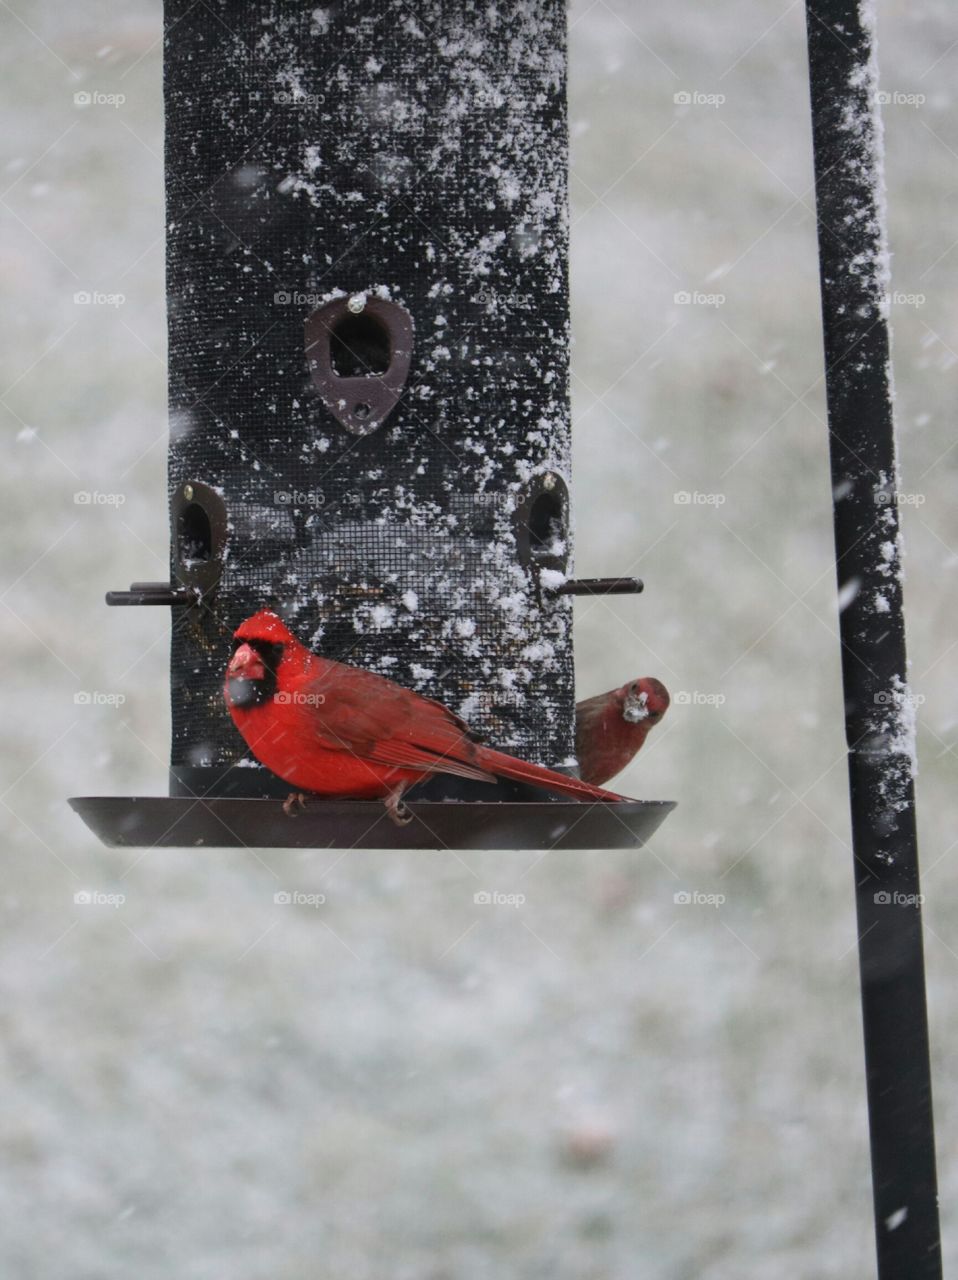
[228,642,266,681]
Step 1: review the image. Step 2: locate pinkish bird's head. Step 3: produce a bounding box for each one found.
[620,677,670,726]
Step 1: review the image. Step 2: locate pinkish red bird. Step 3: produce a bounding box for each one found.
[575,678,670,786]
[224,610,627,822]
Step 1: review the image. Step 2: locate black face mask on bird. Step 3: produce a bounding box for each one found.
[225,639,283,708]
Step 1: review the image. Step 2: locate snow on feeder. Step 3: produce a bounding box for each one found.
[71,0,674,851]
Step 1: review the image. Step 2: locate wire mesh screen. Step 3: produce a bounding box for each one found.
[165,0,575,795]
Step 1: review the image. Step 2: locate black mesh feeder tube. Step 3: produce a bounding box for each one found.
[71,0,674,852]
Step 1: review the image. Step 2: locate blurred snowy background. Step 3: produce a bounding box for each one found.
[1,1,955,1276]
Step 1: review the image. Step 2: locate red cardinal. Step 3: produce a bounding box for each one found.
[575,678,670,787]
[224,609,626,822]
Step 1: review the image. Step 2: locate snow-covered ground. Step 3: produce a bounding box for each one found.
[1,1,955,1276]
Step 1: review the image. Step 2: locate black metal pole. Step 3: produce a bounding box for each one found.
[804,4,941,1276]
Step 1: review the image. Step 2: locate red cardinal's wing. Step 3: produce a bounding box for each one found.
[300,663,495,783]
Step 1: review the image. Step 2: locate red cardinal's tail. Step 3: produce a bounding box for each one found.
[475,746,626,803]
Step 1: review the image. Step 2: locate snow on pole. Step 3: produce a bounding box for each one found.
[804,3,941,1275]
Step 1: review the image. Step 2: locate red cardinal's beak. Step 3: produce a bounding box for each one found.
[228,642,266,681]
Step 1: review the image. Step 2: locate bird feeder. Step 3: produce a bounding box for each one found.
[71,0,675,851]
[67,1,943,1274]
